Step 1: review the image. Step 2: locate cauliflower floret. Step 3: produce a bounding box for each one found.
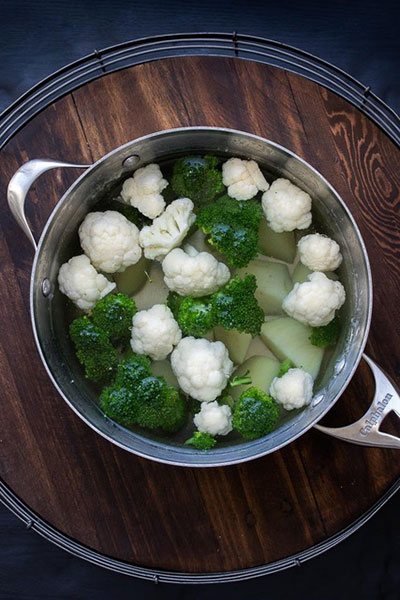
[171,337,234,403]
[270,368,313,411]
[130,304,181,361]
[139,198,196,261]
[121,163,168,219]
[282,271,346,327]
[262,178,312,232]
[194,401,233,436]
[58,254,116,311]
[79,210,141,273]
[222,157,269,200]
[297,233,343,272]
[162,245,230,297]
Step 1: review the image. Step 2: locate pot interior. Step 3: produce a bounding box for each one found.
[31,128,371,466]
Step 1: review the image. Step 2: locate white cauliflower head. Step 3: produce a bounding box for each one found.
[130,304,181,361]
[297,233,343,272]
[120,163,168,219]
[262,178,312,232]
[282,271,346,327]
[193,401,233,436]
[222,157,269,200]
[79,210,141,273]
[139,198,196,261]
[171,337,234,402]
[162,245,230,297]
[270,368,313,411]
[58,254,116,311]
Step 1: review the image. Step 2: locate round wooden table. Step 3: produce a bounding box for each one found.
[0,52,399,583]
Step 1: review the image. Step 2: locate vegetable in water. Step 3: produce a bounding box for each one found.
[222,157,269,200]
[309,316,340,348]
[236,259,292,315]
[162,245,230,297]
[113,255,151,296]
[91,293,136,342]
[185,431,216,450]
[211,274,264,336]
[213,326,252,365]
[193,401,233,436]
[261,317,324,379]
[121,163,168,219]
[229,355,280,402]
[297,233,342,272]
[258,219,296,263]
[270,367,313,411]
[79,210,142,273]
[277,358,294,378]
[233,387,280,440]
[69,316,118,383]
[168,292,216,338]
[282,271,346,327]
[100,386,137,427]
[171,155,224,205]
[58,254,116,311]
[196,195,262,267]
[102,354,187,433]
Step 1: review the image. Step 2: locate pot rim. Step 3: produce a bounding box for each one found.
[29,126,373,467]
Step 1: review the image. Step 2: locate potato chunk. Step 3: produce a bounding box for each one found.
[261,317,324,379]
[237,259,292,314]
[258,219,296,263]
[214,326,252,365]
[230,355,280,402]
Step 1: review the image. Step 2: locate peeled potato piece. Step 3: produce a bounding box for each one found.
[261,317,324,379]
[114,255,151,296]
[292,261,338,285]
[230,355,281,402]
[214,326,252,365]
[237,259,292,314]
[258,219,296,263]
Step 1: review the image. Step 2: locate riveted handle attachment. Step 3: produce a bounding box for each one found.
[7,159,90,250]
[314,354,400,449]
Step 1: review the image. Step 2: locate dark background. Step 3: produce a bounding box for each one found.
[0,0,399,598]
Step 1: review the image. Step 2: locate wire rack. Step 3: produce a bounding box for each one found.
[1,32,399,582]
[1,32,400,149]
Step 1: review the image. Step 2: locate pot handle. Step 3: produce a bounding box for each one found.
[7,158,90,250]
[314,354,400,449]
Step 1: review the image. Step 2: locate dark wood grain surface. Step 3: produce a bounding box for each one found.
[0,57,399,573]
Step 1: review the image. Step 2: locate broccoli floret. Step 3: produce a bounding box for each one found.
[230,370,252,387]
[91,293,136,341]
[277,359,295,378]
[196,195,262,267]
[69,316,118,383]
[211,275,264,336]
[114,355,152,387]
[168,291,216,337]
[233,387,280,440]
[176,296,216,337]
[102,362,187,433]
[185,431,216,450]
[135,376,187,433]
[171,155,224,205]
[100,385,137,427]
[309,316,340,348]
[167,291,183,319]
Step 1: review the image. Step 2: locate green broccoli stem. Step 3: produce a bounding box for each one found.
[230,370,252,387]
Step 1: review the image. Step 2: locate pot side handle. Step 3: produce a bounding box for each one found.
[7,158,90,250]
[314,354,400,449]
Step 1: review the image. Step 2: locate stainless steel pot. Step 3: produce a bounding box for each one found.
[7,127,400,466]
